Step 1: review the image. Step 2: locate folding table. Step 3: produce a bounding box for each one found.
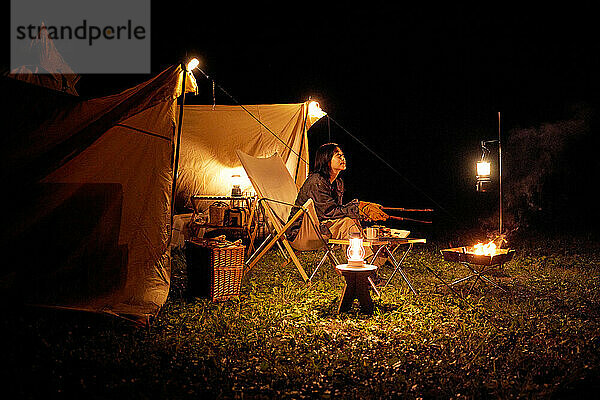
[372,237,426,293]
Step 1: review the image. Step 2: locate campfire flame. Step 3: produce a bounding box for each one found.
[472,241,497,256]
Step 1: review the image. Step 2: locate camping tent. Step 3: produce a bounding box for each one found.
[1,65,196,322]
[174,102,324,211]
[1,57,324,322]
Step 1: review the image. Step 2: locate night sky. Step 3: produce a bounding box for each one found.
[6,4,600,236]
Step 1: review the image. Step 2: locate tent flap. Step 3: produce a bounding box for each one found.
[1,65,184,322]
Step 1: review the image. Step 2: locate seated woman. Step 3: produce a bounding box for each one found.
[287,142,380,260]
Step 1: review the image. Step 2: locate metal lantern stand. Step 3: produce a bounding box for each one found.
[477,112,503,237]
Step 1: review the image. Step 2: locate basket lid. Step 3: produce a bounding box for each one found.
[188,237,244,249]
[209,201,229,209]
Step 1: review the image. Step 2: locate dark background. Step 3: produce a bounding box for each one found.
[5,3,600,239]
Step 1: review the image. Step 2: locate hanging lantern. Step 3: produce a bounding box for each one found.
[477,160,491,177]
[347,236,366,267]
[476,160,491,192]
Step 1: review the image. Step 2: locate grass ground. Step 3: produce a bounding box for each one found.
[3,230,600,399]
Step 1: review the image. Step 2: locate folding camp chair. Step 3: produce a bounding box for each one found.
[236,150,339,282]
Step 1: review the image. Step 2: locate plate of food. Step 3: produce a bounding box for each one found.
[390,229,410,238]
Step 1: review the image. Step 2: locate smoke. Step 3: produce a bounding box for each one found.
[490,104,594,232]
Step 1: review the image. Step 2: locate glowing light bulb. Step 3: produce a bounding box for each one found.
[308,101,327,120]
[186,58,199,71]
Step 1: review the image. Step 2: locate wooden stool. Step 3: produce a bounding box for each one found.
[336,264,378,315]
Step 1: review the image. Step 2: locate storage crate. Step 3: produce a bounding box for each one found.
[185,238,245,301]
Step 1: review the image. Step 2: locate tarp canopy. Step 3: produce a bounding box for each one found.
[175,102,322,211]
[1,65,195,322]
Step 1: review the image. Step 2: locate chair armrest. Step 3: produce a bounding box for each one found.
[257,197,312,212]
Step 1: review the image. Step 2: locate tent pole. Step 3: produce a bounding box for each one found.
[171,64,187,223]
[294,102,309,184]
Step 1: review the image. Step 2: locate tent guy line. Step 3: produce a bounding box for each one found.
[190,64,309,167]
[115,123,170,141]
[190,60,454,219]
[326,115,456,220]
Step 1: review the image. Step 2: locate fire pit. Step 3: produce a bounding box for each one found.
[441,246,515,266]
[439,241,516,296]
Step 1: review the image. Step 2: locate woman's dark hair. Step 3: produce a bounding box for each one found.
[313,142,341,178]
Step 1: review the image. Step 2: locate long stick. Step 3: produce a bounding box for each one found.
[388,216,432,224]
[381,207,434,212]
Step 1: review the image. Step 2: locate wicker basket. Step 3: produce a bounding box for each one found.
[185,238,244,301]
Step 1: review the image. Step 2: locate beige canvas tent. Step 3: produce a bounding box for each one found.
[2,65,196,322]
[174,102,325,211]
[1,52,325,322]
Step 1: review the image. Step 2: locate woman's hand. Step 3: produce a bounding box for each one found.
[358,201,389,222]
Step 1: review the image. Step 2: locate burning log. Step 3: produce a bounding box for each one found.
[473,240,498,256]
[441,238,515,266]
